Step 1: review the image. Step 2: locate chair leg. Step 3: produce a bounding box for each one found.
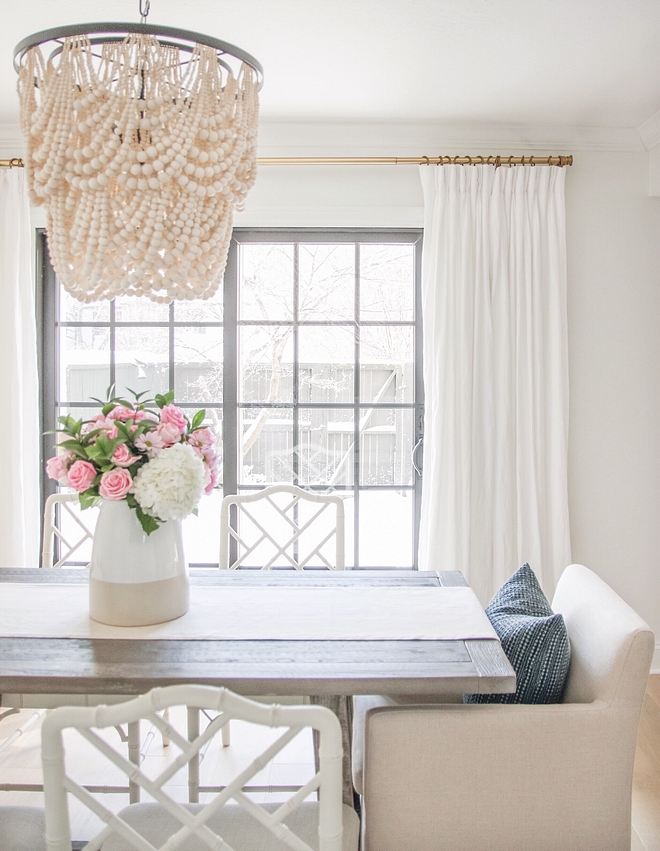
[127,721,141,804]
[221,719,231,747]
[0,710,42,756]
[188,708,200,803]
[161,707,171,747]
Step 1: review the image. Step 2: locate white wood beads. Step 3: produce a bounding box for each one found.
[18,34,259,303]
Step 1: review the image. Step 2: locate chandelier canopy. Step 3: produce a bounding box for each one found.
[15,16,263,303]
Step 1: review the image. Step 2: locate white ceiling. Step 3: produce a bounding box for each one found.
[0,0,658,129]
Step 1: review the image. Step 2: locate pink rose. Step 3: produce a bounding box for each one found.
[159,404,187,434]
[106,405,135,422]
[111,444,138,467]
[46,455,70,484]
[67,460,97,492]
[99,468,132,500]
[156,421,181,447]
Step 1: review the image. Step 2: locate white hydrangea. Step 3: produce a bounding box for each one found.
[133,443,207,521]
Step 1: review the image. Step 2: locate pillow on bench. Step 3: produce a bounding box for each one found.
[464,562,570,704]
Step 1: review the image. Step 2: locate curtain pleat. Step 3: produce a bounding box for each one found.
[418,164,570,602]
[0,169,40,567]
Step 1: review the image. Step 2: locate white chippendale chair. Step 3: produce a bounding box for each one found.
[216,484,346,751]
[220,484,345,571]
[0,685,360,851]
[41,492,96,568]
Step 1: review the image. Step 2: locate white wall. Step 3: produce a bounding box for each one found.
[566,153,660,635]
[239,130,660,641]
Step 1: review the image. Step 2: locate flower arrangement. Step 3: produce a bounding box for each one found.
[46,389,219,534]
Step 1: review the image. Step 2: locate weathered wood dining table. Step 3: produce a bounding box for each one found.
[0,566,515,809]
[0,567,515,699]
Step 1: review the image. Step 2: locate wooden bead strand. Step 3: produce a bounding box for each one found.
[18,33,259,303]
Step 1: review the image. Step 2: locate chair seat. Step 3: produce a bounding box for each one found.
[0,806,46,851]
[101,801,360,851]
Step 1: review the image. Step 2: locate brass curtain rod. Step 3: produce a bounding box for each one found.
[2,154,572,169]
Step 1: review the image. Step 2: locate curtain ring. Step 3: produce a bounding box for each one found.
[421,155,430,166]
[494,156,501,169]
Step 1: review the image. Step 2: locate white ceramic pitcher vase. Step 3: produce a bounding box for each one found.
[89,498,189,626]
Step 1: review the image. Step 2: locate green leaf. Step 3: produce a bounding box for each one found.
[136,506,161,535]
[56,440,89,460]
[102,402,117,416]
[155,391,175,409]
[191,410,206,430]
[79,491,101,510]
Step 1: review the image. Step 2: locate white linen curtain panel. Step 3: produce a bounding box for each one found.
[418,164,571,603]
[0,168,40,567]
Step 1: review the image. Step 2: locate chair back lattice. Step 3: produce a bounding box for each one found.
[41,685,345,851]
[220,485,345,570]
[41,493,95,568]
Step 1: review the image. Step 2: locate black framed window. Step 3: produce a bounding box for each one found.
[39,228,423,568]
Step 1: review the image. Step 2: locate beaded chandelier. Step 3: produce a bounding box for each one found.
[14,10,262,303]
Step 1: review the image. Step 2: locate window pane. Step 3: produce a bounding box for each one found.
[60,326,110,403]
[240,244,294,321]
[360,244,414,322]
[182,488,223,565]
[299,244,354,321]
[240,325,293,403]
[115,327,169,399]
[360,326,414,403]
[298,408,354,486]
[298,326,354,404]
[114,296,169,322]
[239,408,294,485]
[359,490,413,567]
[60,290,109,322]
[174,285,223,321]
[174,327,223,403]
[359,408,414,486]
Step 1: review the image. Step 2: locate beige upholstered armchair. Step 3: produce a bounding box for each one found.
[353,564,654,851]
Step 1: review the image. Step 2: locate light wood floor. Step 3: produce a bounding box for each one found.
[2,678,660,847]
[633,675,660,851]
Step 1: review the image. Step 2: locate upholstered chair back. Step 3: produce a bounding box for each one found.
[552,563,654,708]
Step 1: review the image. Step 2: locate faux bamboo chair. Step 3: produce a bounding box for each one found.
[41,492,95,568]
[217,484,346,750]
[220,484,345,571]
[0,685,359,851]
[353,564,654,851]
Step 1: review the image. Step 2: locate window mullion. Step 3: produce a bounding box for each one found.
[354,242,360,570]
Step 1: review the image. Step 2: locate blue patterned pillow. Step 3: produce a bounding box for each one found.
[464,563,570,704]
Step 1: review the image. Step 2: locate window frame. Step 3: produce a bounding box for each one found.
[39,227,424,568]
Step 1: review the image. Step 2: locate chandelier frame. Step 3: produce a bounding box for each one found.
[14,22,264,89]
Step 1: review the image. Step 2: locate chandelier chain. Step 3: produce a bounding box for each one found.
[139,0,151,24]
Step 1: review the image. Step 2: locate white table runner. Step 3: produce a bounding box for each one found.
[0,583,497,641]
